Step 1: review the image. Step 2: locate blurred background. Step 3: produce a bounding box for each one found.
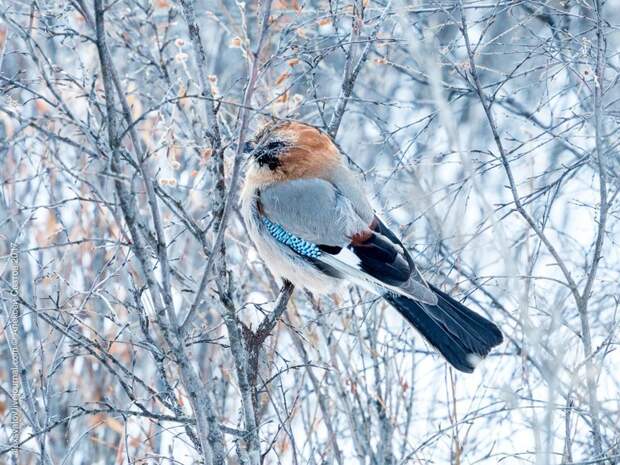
[1,0,619,464]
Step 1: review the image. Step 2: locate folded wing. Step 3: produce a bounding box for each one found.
[259,178,368,246]
[259,179,437,304]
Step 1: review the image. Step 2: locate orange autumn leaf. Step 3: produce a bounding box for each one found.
[275,91,289,103]
[35,99,50,114]
[275,72,290,86]
[129,435,141,448]
[109,341,131,363]
[125,83,142,119]
[105,416,125,435]
[277,437,290,454]
[89,413,105,428]
[0,27,7,48]
[274,0,301,11]
[45,212,61,240]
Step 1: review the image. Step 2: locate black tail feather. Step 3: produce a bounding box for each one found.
[385,285,503,373]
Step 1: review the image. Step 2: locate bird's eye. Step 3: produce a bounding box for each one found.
[253,139,286,170]
[265,140,285,152]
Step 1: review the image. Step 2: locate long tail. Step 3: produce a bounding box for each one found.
[384,284,503,373]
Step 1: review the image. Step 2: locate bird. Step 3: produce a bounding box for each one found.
[240,121,503,373]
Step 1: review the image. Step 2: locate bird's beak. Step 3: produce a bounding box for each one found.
[242,141,256,155]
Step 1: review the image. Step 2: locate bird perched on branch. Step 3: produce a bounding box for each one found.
[240,121,502,373]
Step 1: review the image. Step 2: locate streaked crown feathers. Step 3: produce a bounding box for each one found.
[244,121,342,184]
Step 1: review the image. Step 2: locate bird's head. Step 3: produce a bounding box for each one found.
[243,121,341,184]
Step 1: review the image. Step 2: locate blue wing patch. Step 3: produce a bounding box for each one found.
[262,217,322,259]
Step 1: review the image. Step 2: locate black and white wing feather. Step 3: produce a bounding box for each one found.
[259,179,437,304]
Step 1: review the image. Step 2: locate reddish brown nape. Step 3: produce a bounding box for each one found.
[274,122,342,180]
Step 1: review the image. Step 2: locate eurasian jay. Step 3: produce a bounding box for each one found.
[240,121,502,373]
